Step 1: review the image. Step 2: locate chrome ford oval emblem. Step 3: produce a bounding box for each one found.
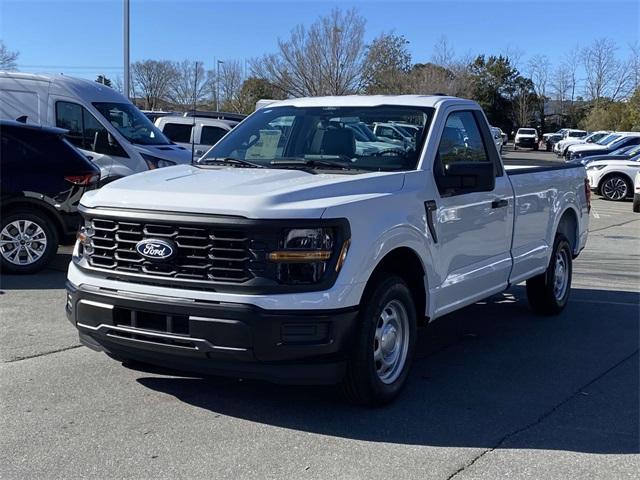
[135,239,176,261]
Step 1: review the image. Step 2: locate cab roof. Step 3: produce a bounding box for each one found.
[265,94,478,109]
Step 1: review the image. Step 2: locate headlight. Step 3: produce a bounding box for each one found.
[267,228,340,284]
[141,153,176,170]
[587,165,606,171]
[75,221,95,259]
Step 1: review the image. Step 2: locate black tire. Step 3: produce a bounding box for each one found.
[533,144,539,151]
[599,174,631,201]
[633,196,640,213]
[526,234,572,315]
[0,209,58,274]
[514,145,518,150]
[342,275,417,406]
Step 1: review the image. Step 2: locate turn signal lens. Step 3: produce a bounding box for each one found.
[335,239,351,272]
[268,250,332,262]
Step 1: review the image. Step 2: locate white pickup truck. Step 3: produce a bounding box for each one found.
[66,95,590,405]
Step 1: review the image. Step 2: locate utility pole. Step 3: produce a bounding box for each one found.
[216,59,224,111]
[123,0,130,99]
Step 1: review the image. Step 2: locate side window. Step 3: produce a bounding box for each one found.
[437,111,489,166]
[200,126,227,146]
[55,101,84,148]
[162,123,192,143]
[56,101,126,156]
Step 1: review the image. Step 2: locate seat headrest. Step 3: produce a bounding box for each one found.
[320,128,355,157]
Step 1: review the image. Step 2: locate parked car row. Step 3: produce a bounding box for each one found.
[578,144,640,202]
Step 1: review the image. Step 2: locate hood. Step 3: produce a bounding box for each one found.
[581,154,629,164]
[586,159,639,168]
[570,143,607,152]
[80,164,405,219]
[559,138,584,147]
[134,144,193,164]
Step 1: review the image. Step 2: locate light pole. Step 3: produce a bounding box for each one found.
[123,0,130,99]
[216,60,224,111]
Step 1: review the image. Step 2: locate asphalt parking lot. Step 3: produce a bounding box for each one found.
[1,148,639,479]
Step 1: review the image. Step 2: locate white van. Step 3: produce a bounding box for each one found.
[0,72,191,184]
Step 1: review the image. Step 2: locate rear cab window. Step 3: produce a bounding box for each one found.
[161,123,193,143]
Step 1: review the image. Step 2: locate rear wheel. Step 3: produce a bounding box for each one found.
[526,234,572,315]
[0,210,58,274]
[342,275,417,406]
[600,175,630,201]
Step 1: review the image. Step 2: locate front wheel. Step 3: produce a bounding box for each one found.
[0,210,58,274]
[342,275,417,406]
[633,195,640,213]
[600,175,630,201]
[526,234,572,315]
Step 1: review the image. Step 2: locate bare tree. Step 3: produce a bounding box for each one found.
[0,41,19,70]
[582,38,630,103]
[431,35,455,68]
[550,63,571,115]
[251,8,367,96]
[131,60,177,110]
[630,42,640,93]
[528,55,551,129]
[218,60,245,111]
[167,60,210,108]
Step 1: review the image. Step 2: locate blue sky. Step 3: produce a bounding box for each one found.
[1,0,638,80]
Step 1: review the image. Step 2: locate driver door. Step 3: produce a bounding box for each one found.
[428,109,514,317]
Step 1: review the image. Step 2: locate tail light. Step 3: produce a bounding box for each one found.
[65,173,100,186]
[584,178,591,212]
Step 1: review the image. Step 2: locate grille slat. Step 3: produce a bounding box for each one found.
[87,218,253,283]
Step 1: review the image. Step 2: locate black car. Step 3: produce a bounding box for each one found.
[1,120,100,273]
[545,133,563,152]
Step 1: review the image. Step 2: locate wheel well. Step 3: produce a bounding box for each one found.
[557,208,578,254]
[362,247,427,324]
[1,200,64,239]
[598,171,633,193]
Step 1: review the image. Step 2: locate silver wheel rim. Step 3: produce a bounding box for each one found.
[0,220,48,266]
[602,177,627,200]
[374,299,410,384]
[553,249,569,301]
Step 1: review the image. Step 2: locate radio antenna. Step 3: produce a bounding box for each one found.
[191,61,199,165]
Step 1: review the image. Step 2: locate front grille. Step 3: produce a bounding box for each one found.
[88,218,254,283]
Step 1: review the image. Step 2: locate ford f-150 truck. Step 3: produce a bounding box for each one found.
[66,95,590,405]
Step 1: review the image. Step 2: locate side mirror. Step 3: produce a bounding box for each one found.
[436,161,495,195]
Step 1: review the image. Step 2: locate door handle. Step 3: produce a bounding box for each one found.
[491,198,508,209]
[424,200,438,243]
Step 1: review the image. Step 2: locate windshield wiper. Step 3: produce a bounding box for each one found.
[198,157,266,168]
[270,157,353,170]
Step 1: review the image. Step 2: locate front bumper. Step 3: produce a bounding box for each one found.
[515,138,537,147]
[66,282,359,384]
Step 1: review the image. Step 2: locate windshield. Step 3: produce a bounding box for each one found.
[201,105,434,172]
[93,102,170,145]
[518,129,536,134]
[596,134,621,145]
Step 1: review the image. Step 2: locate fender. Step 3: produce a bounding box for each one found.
[1,192,76,236]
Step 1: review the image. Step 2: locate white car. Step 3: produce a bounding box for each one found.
[633,171,640,212]
[67,95,589,405]
[514,128,538,150]
[155,115,239,161]
[555,130,610,157]
[586,155,640,201]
